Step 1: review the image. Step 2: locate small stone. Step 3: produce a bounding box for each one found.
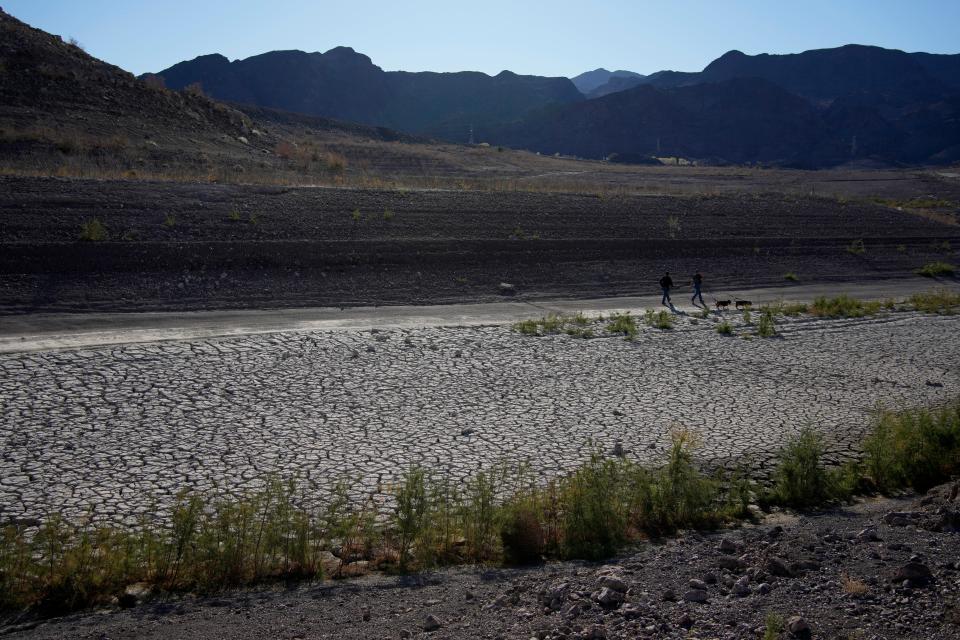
[718,556,746,572]
[688,578,708,591]
[683,589,708,603]
[598,575,628,593]
[662,589,678,602]
[593,587,624,609]
[767,556,793,577]
[856,527,880,542]
[498,282,517,295]
[718,538,738,554]
[787,616,810,637]
[361,606,370,621]
[677,613,695,629]
[423,614,443,632]
[892,562,932,586]
[757,582,771,595]
[732,575,751,597]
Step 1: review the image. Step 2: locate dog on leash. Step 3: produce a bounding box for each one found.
[735,300,753,310]
[714,299,731,311]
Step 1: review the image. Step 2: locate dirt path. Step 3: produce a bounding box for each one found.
[1,278,955,353]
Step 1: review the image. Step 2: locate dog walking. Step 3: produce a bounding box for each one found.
[659,271,673,306]
[691,271,705,306]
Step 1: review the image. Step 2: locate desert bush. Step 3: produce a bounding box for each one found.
[716,320,733,335]
[862,401,960,492]
[757,309,777,337]
[78,218,106,241]
[643,309,673,330]
[500,501,544,565]
[810,295,880,318]
[763,301,807,316]
[909,289,960,314]
[183,82,204,97]
[607,312,638,338]
[646,429,719,531]
[558,455,630,559]
[916,261,956,277]
[383,209,394,221]
[163,213,176,228]
[784,272,799,281]
[846,239,866,255]
[768,428,834,508]
[763,613,785,640]
[392,467,429,571]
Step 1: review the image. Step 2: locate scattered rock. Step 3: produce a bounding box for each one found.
[767,556,794,577]
[677,612,695,629]
[718,538,739,554]
[787,615,811,638]
[688,578,708,591]
[498,282,516,296]
[117,582,151,608]
[857,527,880,542]
[422,614,443,632]
[593,587,624,609]
[893,562,933,586]
[732,575,751,597]
[683,589,708,603]
[717,555,746,572]
[598,575,628,593]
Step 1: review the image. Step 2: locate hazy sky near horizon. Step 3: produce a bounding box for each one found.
[5,0,960,77]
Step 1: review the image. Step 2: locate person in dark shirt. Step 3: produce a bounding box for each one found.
[659,272,673,306]
[691,271,705,306]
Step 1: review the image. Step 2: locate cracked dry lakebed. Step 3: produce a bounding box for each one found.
[1,307,958,527]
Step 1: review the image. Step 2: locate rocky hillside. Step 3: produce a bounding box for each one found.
[498,46,960,166]
[154,48,583,141]
[571,68,644,94]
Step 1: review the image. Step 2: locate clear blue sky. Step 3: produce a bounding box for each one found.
[5,0,959,78]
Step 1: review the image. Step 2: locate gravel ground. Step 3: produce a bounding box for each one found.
[1,309,958,526]
[3,482,958,639]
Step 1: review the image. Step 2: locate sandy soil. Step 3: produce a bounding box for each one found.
[1,176,958,313]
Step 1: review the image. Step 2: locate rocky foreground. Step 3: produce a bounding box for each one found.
[4,481,958,639]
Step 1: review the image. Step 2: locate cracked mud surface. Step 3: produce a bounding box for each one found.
[1,310,958,526]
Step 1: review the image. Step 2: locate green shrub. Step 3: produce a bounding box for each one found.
[78,218,106,241]
[647,429,718,531]
[644,309,673,330]
[763,301,807,316]
[810,295,881,318]
[163,213,176,228]
[757,309,777,337]
[392,467,428,570]
[350,209,361,222]
[716,321,733,335]
[769,428,834,508]
[607,312,638,338]
[784,272,799,281]
[763,613,785,640]
[383,209,394,221]
[862,401,960,492]
[909,289,960,314]
[559,455,630,559]
[916,261,956,277]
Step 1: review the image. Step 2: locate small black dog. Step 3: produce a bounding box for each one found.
[735,300,753,310]
[714,299,731,311]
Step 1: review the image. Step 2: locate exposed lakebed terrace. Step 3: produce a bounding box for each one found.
[1,310,958,526]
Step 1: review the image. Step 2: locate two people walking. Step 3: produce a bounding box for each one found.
[659,271,705,307]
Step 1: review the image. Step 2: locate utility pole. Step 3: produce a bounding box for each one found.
[468,123,474,145]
